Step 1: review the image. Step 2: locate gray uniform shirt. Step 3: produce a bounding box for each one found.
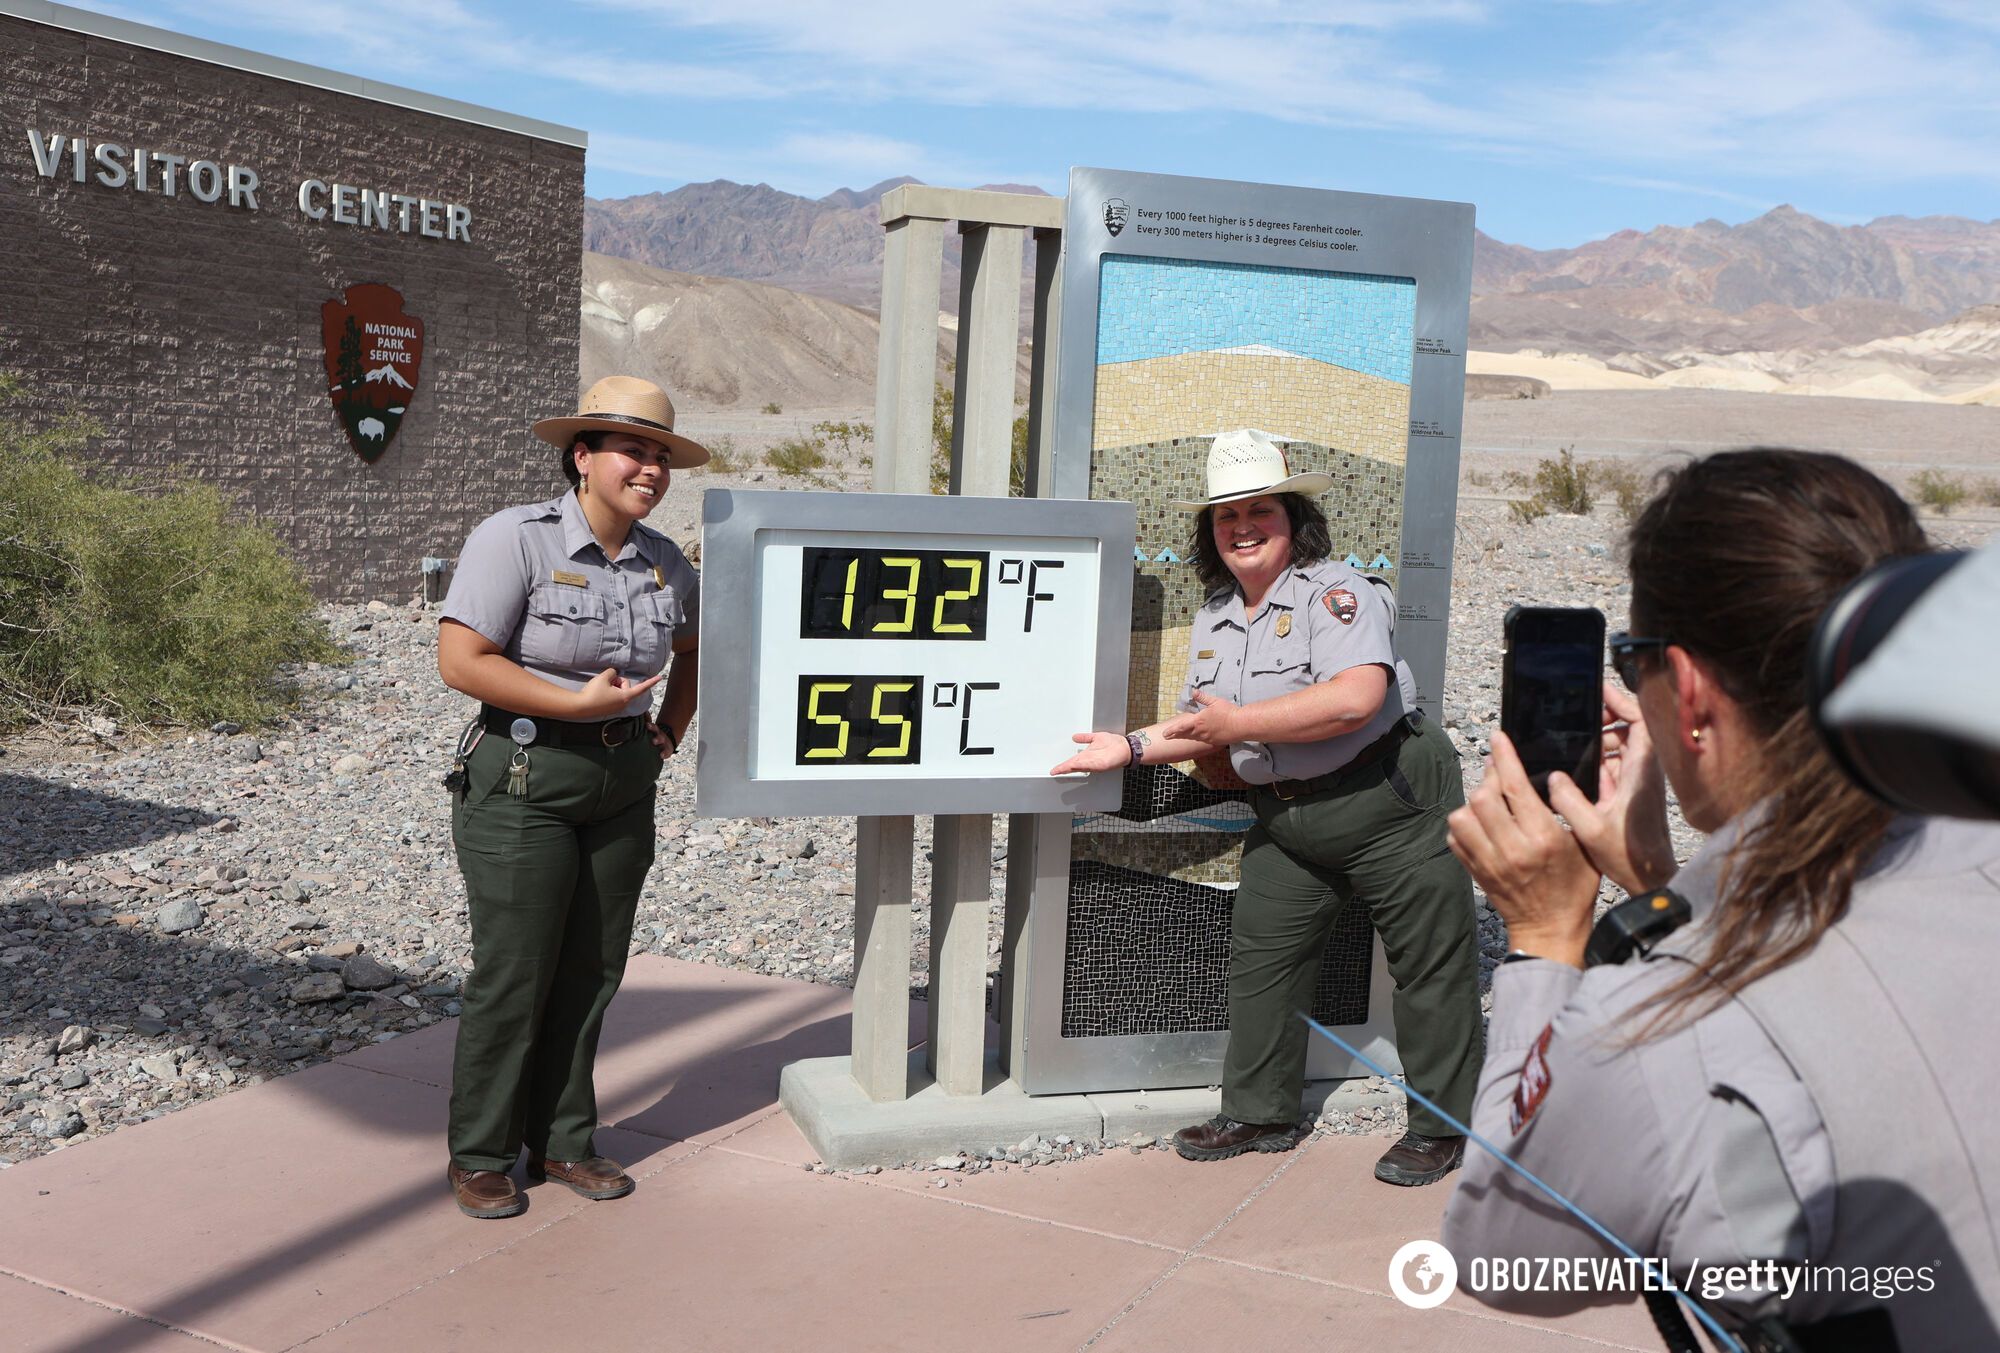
[1181,559,1414,785]
[440,490,699,719]
[1443,815,2000,1336]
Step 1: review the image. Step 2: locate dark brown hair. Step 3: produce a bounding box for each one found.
[1627,449,1928,1031]
[1188,493,1335,594]
[558,430,610,487]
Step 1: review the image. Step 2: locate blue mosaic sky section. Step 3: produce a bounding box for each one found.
[1097,254,1416,386]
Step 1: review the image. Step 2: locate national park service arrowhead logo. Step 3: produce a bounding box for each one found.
[321,283,424,463]
[1104,198,1128,237]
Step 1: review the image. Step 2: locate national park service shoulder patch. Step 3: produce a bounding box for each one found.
[1510,1023,1555,1135]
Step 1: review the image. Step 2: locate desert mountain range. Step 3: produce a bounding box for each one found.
[582,180,2000,409]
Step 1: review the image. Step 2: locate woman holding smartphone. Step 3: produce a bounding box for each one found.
[1444,449,2000,1345]
[1053,429,1481,1185]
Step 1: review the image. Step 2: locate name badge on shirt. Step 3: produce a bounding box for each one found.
[1274,614,1292,638]
[651,566,666,590]
[551,569,589,588]
[1197,649,1215,660]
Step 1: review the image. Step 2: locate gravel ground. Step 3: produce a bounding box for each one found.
[2,498,1990,1168]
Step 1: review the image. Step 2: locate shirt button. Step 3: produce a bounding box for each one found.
[615,602,625,610]
[567,606,578,615]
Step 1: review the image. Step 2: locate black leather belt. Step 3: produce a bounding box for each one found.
[1262,712,1420,801]
[481,707,646,747]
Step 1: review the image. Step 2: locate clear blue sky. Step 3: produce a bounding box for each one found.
[73,0,2000,249]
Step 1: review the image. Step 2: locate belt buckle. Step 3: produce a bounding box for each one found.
[601,717,635,747]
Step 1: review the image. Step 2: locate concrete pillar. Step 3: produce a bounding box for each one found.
[851,816,915,1101]
[1022,226,1063,500]
[949,222,1026,498]
[927,814,993,1095]
[874,214,945,494]
[997,810,1070,1077]
[851,202,943,1101]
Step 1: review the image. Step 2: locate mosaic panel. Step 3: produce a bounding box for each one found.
[1061,861,1375,1038]
[1067,253,1417,1034]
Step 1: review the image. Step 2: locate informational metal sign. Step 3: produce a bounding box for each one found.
[1005,166,1475,1094]
[695,489,1135,818]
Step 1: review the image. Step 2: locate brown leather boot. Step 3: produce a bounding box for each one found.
[1373,1131,1465,1186]
[527,1155,636,1200]
[1172,1115,1300,1161]
[447,1164,525,1219]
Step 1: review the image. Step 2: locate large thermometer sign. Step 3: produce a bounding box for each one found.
[695,490,1134,817]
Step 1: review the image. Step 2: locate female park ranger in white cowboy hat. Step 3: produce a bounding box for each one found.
[1054,429,1482,1184]
[435,376,706,1218]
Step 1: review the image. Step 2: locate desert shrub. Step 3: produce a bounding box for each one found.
[1496,449,1590,524]
[1909,469,1969,515]
[1977,477,2000,508]
[1464,467,1493,489]
[1529,448,1593,515]
[765,435,831,482]
[810,421,873,460]
[0,376,338,728]
[760,401,783,415]
[1591,460,1651,521]
[699,434,743,474]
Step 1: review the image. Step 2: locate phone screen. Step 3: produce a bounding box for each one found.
[1501,607,1605,802]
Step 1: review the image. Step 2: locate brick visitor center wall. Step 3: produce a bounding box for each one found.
[0,10,584,600]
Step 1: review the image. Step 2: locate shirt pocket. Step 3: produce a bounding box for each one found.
[520,584,610,670]
[1247,652,1313,689]
[1185,655,1224,698]
[631,586,686,677]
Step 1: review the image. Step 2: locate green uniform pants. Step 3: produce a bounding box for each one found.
[448,732,660,1172]
[1222,718,1482,1137]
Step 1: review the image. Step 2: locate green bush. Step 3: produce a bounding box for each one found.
[765,435,831,481]
[1508,497,1550,526]
[810,420,872,459]
[0,376,338,728]
[1530,447,1593,515]
[1591,460,1651,522]
[760,401,783,415]
[700,434,743,474]
[1909,469,1969,515]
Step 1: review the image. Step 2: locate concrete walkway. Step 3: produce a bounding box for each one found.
[0,957,1660,1352]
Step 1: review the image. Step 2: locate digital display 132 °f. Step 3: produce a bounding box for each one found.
[798,547,989,641]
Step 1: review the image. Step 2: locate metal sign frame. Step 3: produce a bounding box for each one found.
[695,487,1135,819]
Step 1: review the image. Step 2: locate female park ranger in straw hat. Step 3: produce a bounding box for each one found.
[1053,429,1482,1184]
[436,376,705,1219]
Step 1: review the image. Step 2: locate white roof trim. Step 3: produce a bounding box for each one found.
[1,0,588,149]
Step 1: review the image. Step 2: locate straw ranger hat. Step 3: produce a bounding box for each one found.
[534,376,710,469]
[1170,428,1333,509]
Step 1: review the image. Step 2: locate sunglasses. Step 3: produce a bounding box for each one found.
[1607,632,1669,692]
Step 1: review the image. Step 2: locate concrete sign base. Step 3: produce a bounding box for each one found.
[779,1051,1401,1169]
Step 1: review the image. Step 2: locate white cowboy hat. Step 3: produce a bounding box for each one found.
[1169,428,1333,509]
[534,375,709,469]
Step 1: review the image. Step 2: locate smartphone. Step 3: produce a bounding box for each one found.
[1500,606,1605,803]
